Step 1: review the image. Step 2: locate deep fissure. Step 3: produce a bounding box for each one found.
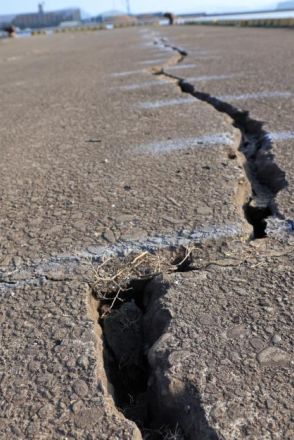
[98,280,150,431]
[92,246,220,439]
[95,274,187,439]
[154,39,288,239]
[90,248,198,438]
[89,35,289,440]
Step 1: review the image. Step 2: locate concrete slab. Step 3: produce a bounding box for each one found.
[143,239,293,439]
[0,29,247,267]
[0,280,141,439]
[157,26,293,233]
[0,24,293,440]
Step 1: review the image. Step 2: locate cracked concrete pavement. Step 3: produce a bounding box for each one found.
[0,25,293,439]
[145,238,293,440]
[0,32,245,267]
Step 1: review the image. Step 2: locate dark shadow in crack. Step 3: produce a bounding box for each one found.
[158,76,288,238]
[148,381,221,440]
[144,277,221,439]
[96,267,220,439]
[243,202,272,238]
[178,81,288,199]
[150,39,288,238]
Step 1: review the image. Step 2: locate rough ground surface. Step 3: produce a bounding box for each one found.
[0,281,141,439]
[160,26,294,225]
[144,239,293,440]
[0,29,244,265]
[0,25,293,439]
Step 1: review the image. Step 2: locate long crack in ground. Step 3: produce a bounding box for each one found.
[1,31,293,440]
[91,247,219,439]
[89,33,292,440]
[153,36,291,239]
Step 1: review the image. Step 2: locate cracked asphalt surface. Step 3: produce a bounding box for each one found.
[0,25,293,439]
[0,29,248,266]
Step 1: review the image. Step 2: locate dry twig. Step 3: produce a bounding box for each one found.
[92,247,194,316]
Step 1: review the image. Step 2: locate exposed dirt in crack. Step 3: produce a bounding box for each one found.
[89,249,213,439]
[98,280,153,437]
[153,38,288,239]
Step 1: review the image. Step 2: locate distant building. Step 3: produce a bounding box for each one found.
[96,10,137,26]
[96,10,126,23]
[0,15,16,28]
[135,12,163,24]
[11,5,81,29]
[99,10,126,19]
[277,1,294,9]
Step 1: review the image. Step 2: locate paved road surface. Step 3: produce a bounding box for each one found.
[0,26,293,439]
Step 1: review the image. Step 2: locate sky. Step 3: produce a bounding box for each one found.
[0,0,278,16]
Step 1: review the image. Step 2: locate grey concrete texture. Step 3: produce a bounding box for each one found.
[0,279,141,439]
[162,27,293,97]
[0,24,293,440]
[145,238,293,440]
[0,29,246,268]
[0,27,247,440]
[274,139,294,219]
[160,26,294,224]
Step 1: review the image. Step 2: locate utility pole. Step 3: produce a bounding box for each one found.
[38,2,45,15]
[126,0,131,15]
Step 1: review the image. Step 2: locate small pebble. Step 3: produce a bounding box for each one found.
[72,380,89,398]
[257,346,290,366]
[272,334,282,345]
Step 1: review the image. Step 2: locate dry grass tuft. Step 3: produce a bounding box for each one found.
[91,246,194,316]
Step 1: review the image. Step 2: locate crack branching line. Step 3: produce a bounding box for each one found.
[155,37,188,58]
[154,37,289,239]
